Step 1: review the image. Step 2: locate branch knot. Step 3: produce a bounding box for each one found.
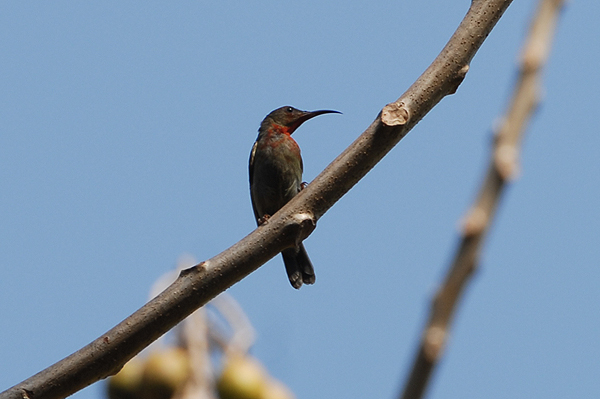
[290,212,316,245]
[381,102,410,127]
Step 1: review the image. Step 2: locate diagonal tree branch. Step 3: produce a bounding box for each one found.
[399,1,565,398]
[0,1,513,399]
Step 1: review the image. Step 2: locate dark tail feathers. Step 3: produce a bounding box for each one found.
[281,243,315,289]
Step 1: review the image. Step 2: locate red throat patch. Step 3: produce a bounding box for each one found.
[263,125,301,156]
[270,124,291,136]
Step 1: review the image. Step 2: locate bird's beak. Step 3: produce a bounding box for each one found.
[290,109,342,133]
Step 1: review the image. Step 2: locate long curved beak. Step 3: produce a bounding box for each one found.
[291,109,342,133]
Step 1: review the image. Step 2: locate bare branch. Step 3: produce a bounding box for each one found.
[400,1,565,398]
[1,1,513,399]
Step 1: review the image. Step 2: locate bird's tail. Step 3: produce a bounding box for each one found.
[281,243,315,289]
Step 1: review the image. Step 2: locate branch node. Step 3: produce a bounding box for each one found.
[423,326,446,361]
[521,53,541,74]
[449,64,470,94]
[494,143,520,180]
[180,262,207,278]
[462,206,488,236]
[381,102,410,127]
[291,212,317,244]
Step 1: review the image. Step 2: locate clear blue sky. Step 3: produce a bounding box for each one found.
[1,1,599,398]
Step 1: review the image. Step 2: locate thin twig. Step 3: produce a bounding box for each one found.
[400,1,565,398]
[0,2,512,399]
[176,309,214,399]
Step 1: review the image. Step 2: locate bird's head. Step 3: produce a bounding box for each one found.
[261,106,341,134]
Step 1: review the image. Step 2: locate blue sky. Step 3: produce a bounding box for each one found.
[1,1,599,398]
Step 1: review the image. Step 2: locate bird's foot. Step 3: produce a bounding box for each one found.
[258,214,271,225]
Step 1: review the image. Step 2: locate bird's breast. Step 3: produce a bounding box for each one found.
[251,132,303,216]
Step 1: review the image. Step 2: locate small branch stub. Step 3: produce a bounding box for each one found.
[290,212,316,245]
[461,206,488,236]
[381,102,410,127]
[449,64,470,94]
[494,143,520,180]
[180,262,207,277]
[423,326,446,362]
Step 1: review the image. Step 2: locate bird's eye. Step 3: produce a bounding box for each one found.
[286,107,293,113]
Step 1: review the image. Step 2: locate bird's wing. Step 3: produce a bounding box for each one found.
[248,140,261,222]
[248,140,258,186]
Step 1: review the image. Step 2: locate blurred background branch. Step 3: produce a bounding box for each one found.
[399,1,565,398]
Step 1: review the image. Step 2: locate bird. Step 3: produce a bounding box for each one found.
[249,106,341,289]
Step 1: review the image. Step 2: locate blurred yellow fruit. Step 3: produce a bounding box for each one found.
[140,347,190,399]
[107,357,145,399]
[217,355,266,399]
